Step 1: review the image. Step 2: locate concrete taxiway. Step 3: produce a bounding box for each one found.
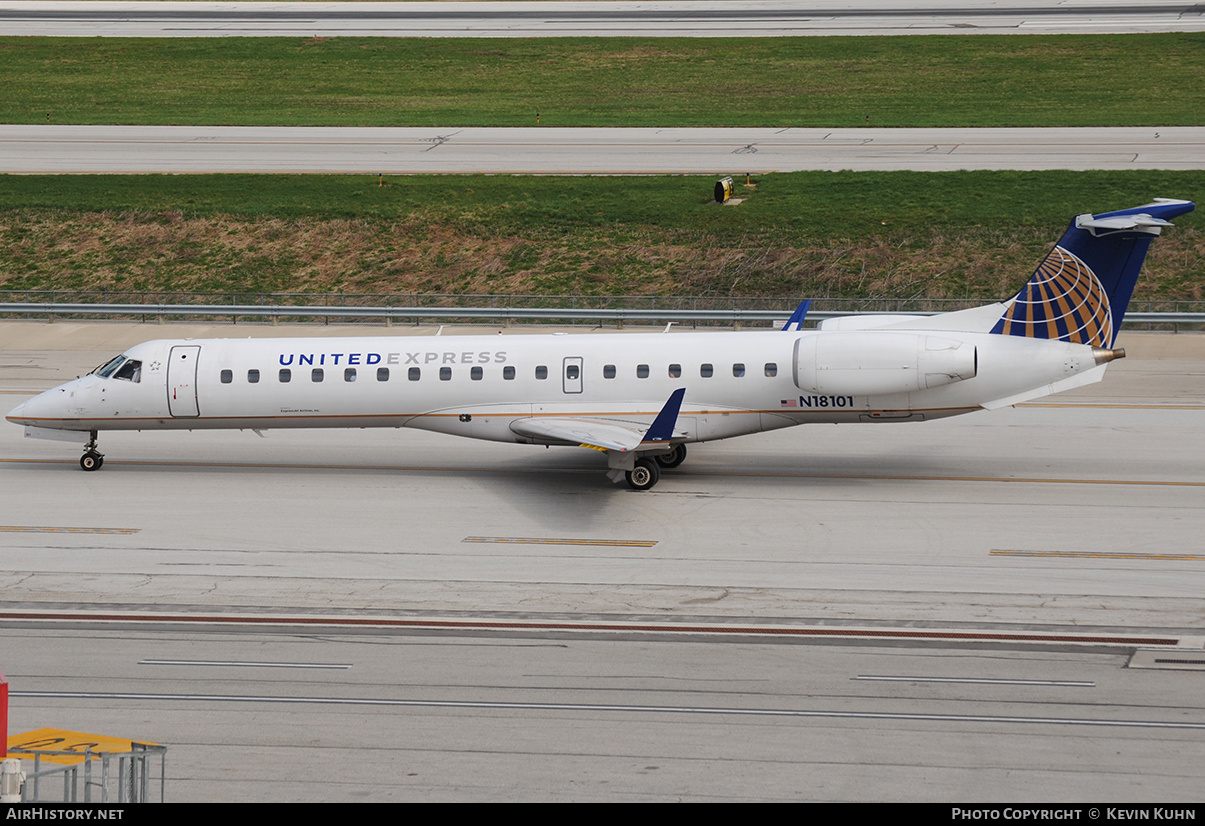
[3,320,1203,630]
[5,125,1204,173]
[4,0,1204,38]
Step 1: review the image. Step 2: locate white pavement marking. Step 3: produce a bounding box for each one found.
[14,689,1205,730]
[139,659,353,668]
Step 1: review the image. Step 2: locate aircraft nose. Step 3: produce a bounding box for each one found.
[7,384,72,426]
[6,399,29,424]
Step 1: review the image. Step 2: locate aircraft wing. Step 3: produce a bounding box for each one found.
[510,417,655,452]
[511,388,688,453]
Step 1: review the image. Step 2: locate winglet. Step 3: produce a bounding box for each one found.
[781,300,811,331]
[642,388,686,444]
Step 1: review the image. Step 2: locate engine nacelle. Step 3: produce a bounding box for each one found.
[794,332,977,396]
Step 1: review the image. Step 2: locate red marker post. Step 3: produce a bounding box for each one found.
[1,669,7,757]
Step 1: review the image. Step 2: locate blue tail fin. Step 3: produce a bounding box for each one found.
[991,199,1194,347]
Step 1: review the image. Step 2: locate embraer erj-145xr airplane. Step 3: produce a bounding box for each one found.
[7,199,1194,490]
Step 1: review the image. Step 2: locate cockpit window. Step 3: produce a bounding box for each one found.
[94,355,125,378]
[113,359,142,383]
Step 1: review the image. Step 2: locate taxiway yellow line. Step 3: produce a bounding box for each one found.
[0,525,140,535]
[1019,402,1205,409]
[992,549,1205,561]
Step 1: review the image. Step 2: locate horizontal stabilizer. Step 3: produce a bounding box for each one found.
[980,365,1108,409]
[1075,213,1173,235]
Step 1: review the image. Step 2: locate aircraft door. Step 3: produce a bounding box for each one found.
[167,345,201,417]
[563,356,583,394]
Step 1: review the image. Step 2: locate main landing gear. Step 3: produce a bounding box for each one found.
[624,445,688,491]
[653,443,686,469]
[625,458,660,491]
[80,431,104,471]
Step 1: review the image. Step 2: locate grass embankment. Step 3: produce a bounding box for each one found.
[3,34,1203,127]
[3,171,1201,301]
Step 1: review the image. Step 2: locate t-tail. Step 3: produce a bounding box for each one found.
[991,199,1194,348]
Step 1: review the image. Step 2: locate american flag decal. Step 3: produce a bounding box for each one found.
[780,398,798,408]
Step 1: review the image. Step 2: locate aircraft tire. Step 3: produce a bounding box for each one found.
[654,444,687,469]
[625,458,660,491]
[80,452,103,471]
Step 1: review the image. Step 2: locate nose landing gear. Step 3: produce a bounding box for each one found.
[80,431,104,471]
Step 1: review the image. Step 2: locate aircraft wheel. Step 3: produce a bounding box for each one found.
[80,452,103,471]
[625,458,660,491]
[654,444,687,469]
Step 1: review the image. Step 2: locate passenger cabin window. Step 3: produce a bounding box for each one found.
[471,366,483,381]
[732,363,745,378]
[440,367,452,381]
[503,366,516,380]
[603,364,616,379]
[764,362,778,377]
[535,366,548,380]
[377,367,389,382]
[279,368,291,383]
[248,369,260,384]
[345,368,356,382]
[636,364,649,379]
[220,369,233,384]
[669,364,682,378]
[312,368,324,382]
[113,360,141,383]
[409,367,421,381]
[700,363,714,378]
[566,364,580,380]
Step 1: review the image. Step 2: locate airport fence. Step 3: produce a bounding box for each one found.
[1,291,1204,331]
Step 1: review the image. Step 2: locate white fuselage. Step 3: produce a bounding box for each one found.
[8,328,1109,447]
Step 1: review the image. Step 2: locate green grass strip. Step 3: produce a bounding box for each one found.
[3,34,1203,127]
[2,171,1200,300]
[3,170,1199,233]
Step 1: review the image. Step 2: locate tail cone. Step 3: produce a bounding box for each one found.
[1092,347,1126,365]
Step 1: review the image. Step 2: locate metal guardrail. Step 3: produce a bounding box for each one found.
[1,302,1204,329]
[0,290,976,315]
[0,302,828,324]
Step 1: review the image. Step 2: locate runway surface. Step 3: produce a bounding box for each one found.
[4,0,1204,37]
[2,322,1204,800]
[5,125,1204,173]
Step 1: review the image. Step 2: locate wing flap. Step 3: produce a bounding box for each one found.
[511,390,688,453]
[510,417,650,452]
